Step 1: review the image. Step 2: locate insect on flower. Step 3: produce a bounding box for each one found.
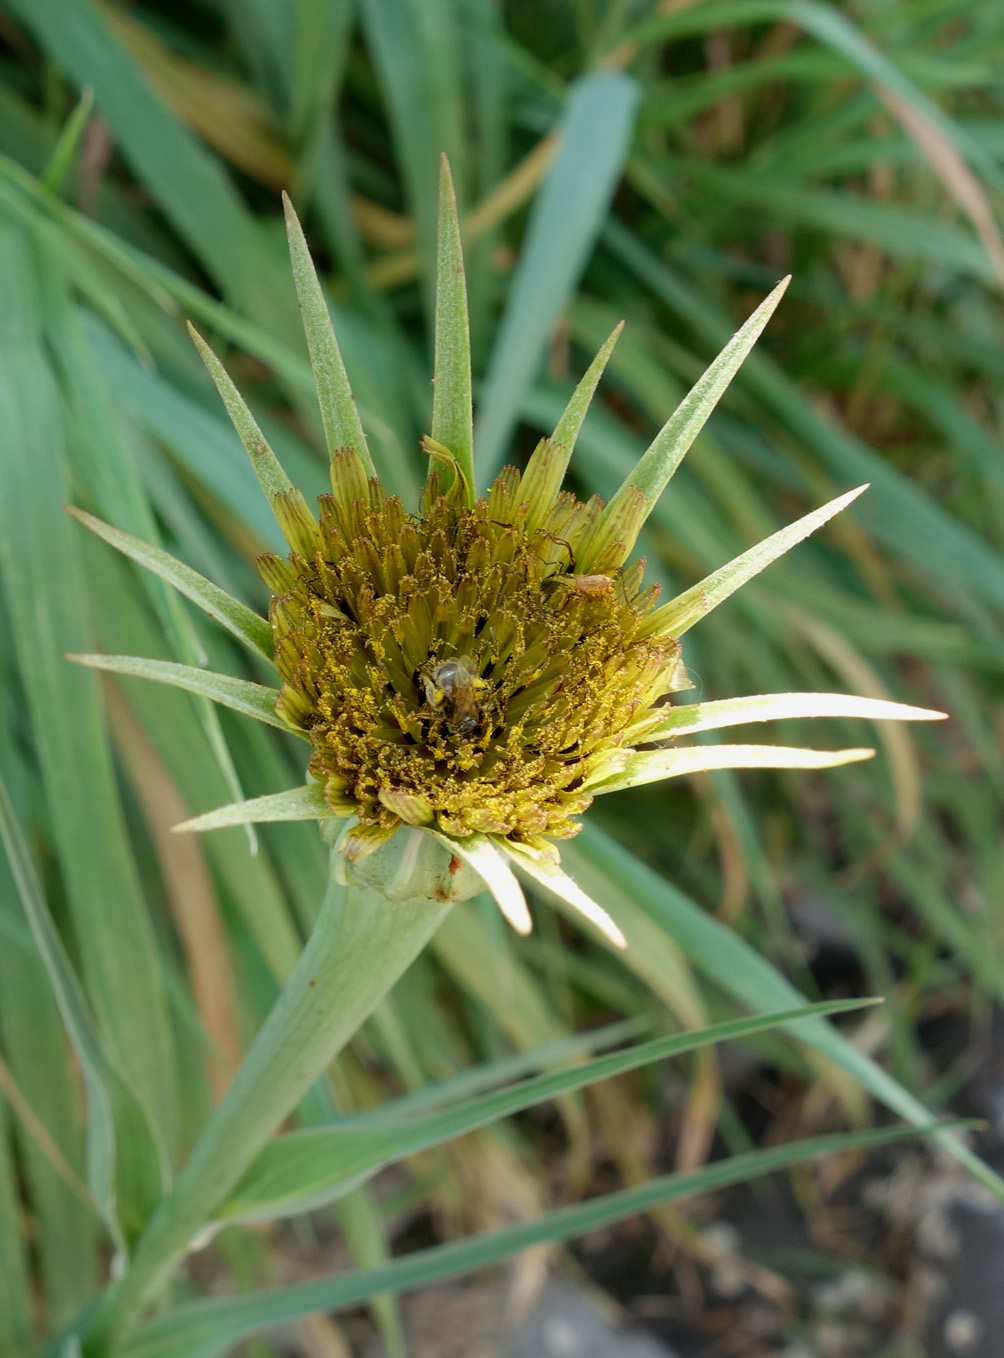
[67,157,946,949]
[422,656,491,738]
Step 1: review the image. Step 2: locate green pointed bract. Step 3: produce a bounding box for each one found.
[637,691,946,743]
[68,653,290,732]
[641,485,869,641]
[67,506,274,663]
[521,322,624,535]
[431,155,474,505]
[188,323,293,504]
[174,783,335,834]
[433,832,533,936]
[501,842,626,948]
[282,192,374,476]
[101,175,941,947]
[585,743,876,797]
[580,276,791,573]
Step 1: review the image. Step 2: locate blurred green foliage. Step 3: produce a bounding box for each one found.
[0,0,1002,1352]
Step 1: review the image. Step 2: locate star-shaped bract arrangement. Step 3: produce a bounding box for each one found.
[70,159,944,946]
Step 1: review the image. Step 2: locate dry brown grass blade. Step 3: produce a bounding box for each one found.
[367,133,560,289]
[104,683,242,1102]
[102,2,293,188]
[0,1047,98,1213]
[877,85,1004,297]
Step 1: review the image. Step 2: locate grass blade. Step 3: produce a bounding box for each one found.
[217,997,873,1223]
[126,1122,968,1358]
[0,775,165,1250]
[475,70,640,481]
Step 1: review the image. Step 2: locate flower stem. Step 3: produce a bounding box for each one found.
[82,871,453,1355]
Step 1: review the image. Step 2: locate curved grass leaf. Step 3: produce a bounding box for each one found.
[66,507,274,663]
[67,654,289,732]
[126,1121,968,1358]
[216,996,875,1223]
[0,775,165,1252]
[564,824,1004,1202]
[475,70,640,482]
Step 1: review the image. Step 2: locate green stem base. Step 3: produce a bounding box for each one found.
[83,875,452,1356]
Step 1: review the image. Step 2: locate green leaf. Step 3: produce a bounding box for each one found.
[640,691,947,742]
[174,784,336,834]
[41,85,93,194]
[430,155,474,502]
[125,1122,968,1358]
[67,654,290,732]
[0,775,165,1251]
[475,70,640,482]
[586,743,875,795]
[580,277,790,572]
[67,507,274,663]
[0,223,176,1148]
[4,0,296,331]
[283,193,374,474]
[641,485,869,639]
[564,824,1004,1202]
[217,997,873,1223]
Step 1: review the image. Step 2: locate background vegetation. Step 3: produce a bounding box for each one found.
[0,0,1002,1353]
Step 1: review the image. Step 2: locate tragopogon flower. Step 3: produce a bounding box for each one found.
[71,159,944,946]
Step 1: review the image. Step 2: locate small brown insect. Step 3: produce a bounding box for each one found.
[422,655,490,737]
[565,574,614,598]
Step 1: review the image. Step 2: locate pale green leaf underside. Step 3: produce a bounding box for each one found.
[587,742,875,794]
[68,654,291,733]
[216,997,874,1224]
[589,275,790,563]
[430,155,474,502]
[126,1123,967,1358]
[67,507,273,663]
[500,843,626,948]
[283,193,374,475]
[644,484,869,638]
[432,832,531,935]
[174,783,335,834]
[644,691,946,741]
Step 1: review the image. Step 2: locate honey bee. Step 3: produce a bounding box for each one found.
[422,655,490,737]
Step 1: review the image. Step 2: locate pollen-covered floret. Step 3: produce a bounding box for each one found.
[259,448,689,851]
